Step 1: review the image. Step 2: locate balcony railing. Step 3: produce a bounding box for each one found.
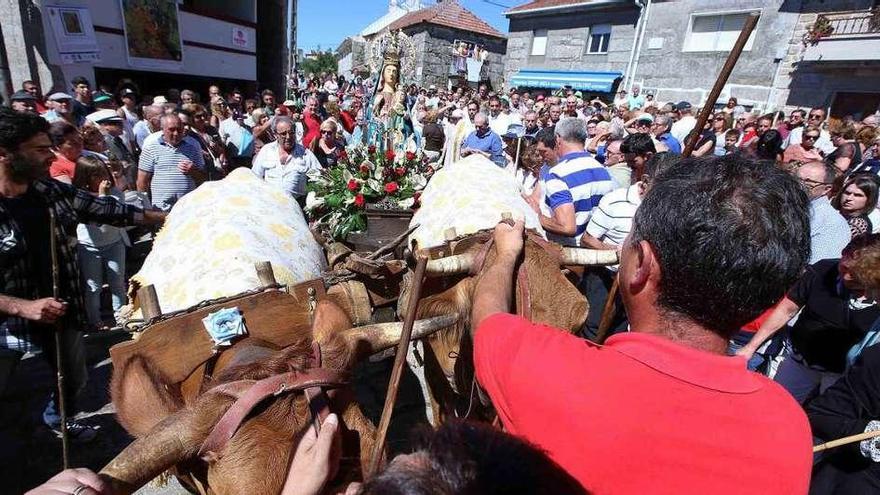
[821,11,880,38]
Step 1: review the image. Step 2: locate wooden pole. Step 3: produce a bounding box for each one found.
[681,13,760,158]
[137,285,162,322]
[48,209,69,469]
[595,276,620,344]
[255,261,277,288]
[813,429,880,453]
[367,255,429,478]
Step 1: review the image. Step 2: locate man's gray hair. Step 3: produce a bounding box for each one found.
[554,117,588,144]
[143,105,163,119]
[272,115,294,133]
[159,113,181,127]
[654,115,671,133]
[474,112,488,124]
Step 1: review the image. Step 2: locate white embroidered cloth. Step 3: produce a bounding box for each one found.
[409,154,546,249]
[129,168,326,316]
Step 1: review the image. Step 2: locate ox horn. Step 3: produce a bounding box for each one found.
[560,247,620,266]
[100,411,199,493]
[425,253,475,276]
[343,314,458,355]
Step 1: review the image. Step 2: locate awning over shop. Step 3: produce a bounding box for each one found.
[509,69,622,92]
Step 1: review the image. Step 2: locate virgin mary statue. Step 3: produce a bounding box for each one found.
[367,33,408,150]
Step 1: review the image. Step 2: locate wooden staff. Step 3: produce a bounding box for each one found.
[595,276,619,344]
[597,13,760,338]
[813,429,880,453]
[48,209,70,469]
[367,254,429,477]
[681,13,760,157]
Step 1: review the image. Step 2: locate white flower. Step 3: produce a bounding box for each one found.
[305,191,324,211]
[411,174,427,189]
[397,197,415,209]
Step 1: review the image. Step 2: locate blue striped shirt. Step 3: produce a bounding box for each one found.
[543,151,615,245]
[138,135,205,210]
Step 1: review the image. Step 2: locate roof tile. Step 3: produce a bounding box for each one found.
[387,1,505,39]
[507,0,591,15]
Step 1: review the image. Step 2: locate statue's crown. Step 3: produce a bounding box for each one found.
[383,32,402,64]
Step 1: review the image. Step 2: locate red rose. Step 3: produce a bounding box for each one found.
[347,179,359,192]
[359,164,370,176]
[338,149,349,162]
[384,182,399,194]
[385,150,395,162]
[405,151,416,161]
[354,194,365,208]
[368,145,376,154]
[395,167,406,176]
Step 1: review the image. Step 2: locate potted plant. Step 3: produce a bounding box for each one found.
[802,15,834,46]
[305,144,435,246]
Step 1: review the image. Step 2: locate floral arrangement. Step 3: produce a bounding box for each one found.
[802,15,834,46]
[305,144,435,239]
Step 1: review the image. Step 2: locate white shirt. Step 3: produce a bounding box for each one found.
[488,112,509,137]
[251,141,321,198]
[784,126,836,156]
[671,115,697,145]
[585,183,641,248]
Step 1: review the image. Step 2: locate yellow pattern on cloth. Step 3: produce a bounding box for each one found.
[129,168,326,316]
[409,155,546,249]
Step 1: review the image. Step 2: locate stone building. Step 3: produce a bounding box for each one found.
[384,0,507,90]
[504,0,880,116]
[0,0,291,102]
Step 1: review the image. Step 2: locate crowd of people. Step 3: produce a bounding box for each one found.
[5,71,880,494]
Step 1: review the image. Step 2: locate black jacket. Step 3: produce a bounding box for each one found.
[808,344,880,493]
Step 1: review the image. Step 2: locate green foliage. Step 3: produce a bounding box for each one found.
[300,51,338,77]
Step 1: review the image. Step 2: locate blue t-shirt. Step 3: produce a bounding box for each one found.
[658,133,682,154]
[462,130,505,167]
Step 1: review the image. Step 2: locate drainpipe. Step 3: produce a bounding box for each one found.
[622,0,646,91]
[629,0,651,91]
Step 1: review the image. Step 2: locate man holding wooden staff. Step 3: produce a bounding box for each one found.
[0,108,164,446]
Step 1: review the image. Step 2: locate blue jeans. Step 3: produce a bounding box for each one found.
[773,350,842,405]
[727,329,787,374]
[78,240,126,328]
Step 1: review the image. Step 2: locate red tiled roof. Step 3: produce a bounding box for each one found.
[386,1,505,39]
[507,0,592,15]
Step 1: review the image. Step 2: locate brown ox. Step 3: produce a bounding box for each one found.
[400,229,617,422]
[100,291,453,495]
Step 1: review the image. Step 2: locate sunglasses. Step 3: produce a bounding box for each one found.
[809,114,823,120]
[804,135,819,140]
[320,130,334,135]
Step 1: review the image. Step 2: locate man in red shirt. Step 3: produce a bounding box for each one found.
[472,155,814,494]
[302,96,323,148]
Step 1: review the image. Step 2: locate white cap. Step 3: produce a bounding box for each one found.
[450,109,464,119]
[47,92,73,101]
[87,109,124,124]
[429,84,437,90]
[282,99,296,106]
[153,95,168,104]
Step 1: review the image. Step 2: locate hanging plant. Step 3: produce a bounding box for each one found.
[802,15,834,47]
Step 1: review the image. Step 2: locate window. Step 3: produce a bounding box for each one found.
[683,12,758,52]
[587,24,611,54]
[531,29,547,56]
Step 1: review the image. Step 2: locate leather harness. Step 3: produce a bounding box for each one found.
[198,343,347,461]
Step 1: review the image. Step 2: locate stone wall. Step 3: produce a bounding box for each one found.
[504,7,640,89]
[403,24,506,90]
[631,0,799,109]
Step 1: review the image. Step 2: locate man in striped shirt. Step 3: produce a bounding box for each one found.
[527,119,614,246]
[137,114,206,211]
